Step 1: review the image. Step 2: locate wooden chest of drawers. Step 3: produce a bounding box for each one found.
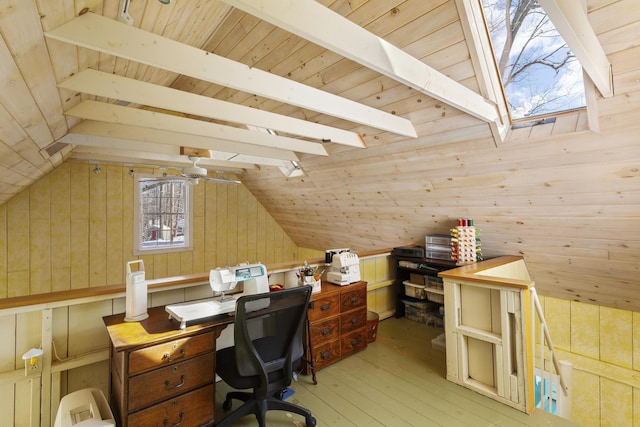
[104,306,230,427]
[304,281,368,374]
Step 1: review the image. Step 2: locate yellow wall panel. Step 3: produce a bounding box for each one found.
[70,218,89,289]
[375,256,392,282]
[571,370,600,427]
[545,296,571,351]
[0,162,297,300]
[361,258,376,283]
[105,166,123,285]
[51,165,71,292]
[600,378,632,427]
[89,168,107,287]
[0,205,7,298]
[599,306,632,369]
[8,190,29,274]
[571,301,600,359]
[30,219,51,294]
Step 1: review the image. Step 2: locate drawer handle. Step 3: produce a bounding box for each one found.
[320,351,331,360]
[351,337,361,347]
[350,296,359,304]
[164,375,185,390]
[163,411,185,427]
[320,303,331,311]
[163,348,186,362]
[321,327,333,336]
[350,317,359,325]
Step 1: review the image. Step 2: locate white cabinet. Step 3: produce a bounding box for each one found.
[439,256,534,414]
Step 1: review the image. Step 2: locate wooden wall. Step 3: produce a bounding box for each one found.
[0,161,299,298]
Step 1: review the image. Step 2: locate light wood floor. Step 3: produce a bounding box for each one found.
[215,317,579,426]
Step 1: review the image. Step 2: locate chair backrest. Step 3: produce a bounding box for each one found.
[233,286,312,389]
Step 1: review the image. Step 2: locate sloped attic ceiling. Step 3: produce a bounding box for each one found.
[1,0,639,311]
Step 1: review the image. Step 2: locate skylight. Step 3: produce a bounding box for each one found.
[480,0,586,121]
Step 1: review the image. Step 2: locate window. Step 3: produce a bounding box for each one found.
[480,0,586,121]
[134,174,192,255]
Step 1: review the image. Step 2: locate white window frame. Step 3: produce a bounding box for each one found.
[133,174,193,255]
[456,0,599,146]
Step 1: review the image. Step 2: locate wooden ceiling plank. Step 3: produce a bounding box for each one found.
[222,0,499,123]
[538,0,613,98]
[65,100,329,156]
[45,12,416,138]
[58,69,365,148]
[66,120,299,161]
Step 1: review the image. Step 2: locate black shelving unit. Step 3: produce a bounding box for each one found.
[393,255,457,319]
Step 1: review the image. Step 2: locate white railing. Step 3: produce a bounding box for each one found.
[531,287,572,419]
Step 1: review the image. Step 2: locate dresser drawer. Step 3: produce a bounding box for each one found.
[341,329,367,359]
[308,293,340,321]
[129,332,215,375]
[128,352,215,411]
[310,340,340,370]
[127,384,214,427]
[340,284,366,312]
[308,316,340,346]
[340,307,367,335]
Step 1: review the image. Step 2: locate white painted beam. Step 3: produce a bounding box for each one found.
[45,12,416,137]
[223,0,499,123]
[538,0,613,98]
[58,69,366,148]
[66,120,299,162]
[65,100,328,156]
[69,146,255,171]
[59,132,288,167]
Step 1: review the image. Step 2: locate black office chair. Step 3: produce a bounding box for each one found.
[214,285,316,427]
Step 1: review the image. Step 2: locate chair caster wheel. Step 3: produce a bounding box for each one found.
[222,399,232,411]
[306,416,316,427]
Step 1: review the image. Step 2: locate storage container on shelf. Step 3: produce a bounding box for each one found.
[403,281,427,299]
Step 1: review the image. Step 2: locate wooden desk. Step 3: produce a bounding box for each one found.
[103,305,233,427]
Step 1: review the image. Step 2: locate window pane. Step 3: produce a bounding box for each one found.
[137,178,191,252]
[481,0,586,120]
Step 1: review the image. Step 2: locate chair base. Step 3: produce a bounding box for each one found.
[214,389,316,427]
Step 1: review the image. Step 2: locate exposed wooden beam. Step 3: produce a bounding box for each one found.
[538,0,613,98]
[222,0,499,123]
[69,146,255,171]
[45,12,416,138]
[59,132,288,168]
[65,120,299,162]
[58,69,366,148]
[65,100,328,156]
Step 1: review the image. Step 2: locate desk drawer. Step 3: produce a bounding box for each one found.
[308,293,340,321]
[310,340,340,370]
[128,353,215,411]
[340,307,367,335]
[129,332,214,375]
[308,316,340,346]
[341,329,367,358]
[340,285,366,312]
[127,383,214,427]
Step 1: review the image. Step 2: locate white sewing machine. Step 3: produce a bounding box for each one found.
[326,252,361,285]
[165,263,269,329]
